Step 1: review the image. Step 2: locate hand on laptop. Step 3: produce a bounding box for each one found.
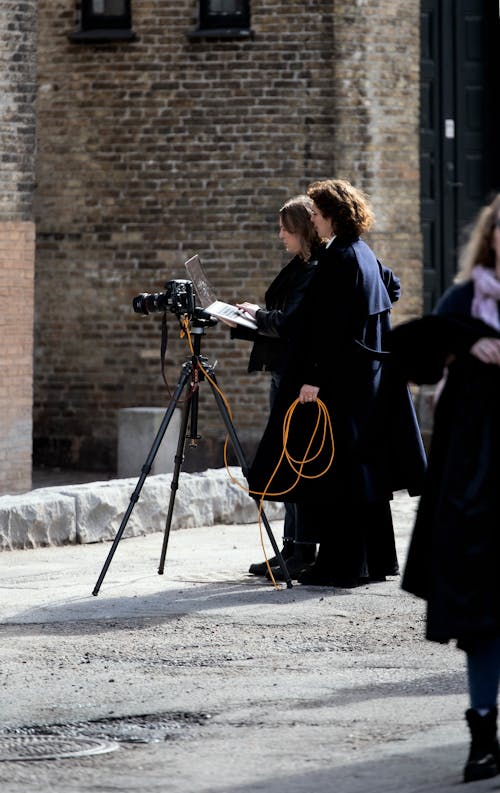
[236,302,260,318]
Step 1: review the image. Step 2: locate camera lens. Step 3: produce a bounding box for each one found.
[132,292,169,314]
[132,293,152,314]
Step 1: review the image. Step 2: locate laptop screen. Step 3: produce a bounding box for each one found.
[184,254,218,309]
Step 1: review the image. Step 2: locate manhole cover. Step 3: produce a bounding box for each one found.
[0,734,119,762]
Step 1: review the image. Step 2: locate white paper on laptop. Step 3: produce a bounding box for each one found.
[184,254,258,330]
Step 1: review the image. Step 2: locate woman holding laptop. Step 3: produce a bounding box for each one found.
[235,194,324,578]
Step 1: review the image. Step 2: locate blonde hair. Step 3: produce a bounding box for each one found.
[455,193,500,282]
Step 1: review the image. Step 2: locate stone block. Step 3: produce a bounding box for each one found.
[63,467,283,544]
[0,467,285,550]
[166,467,281,528]
[0,492,76,550]
[117,407,182,479]
[58,478,172,545]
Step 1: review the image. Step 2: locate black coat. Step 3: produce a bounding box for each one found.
[389,301,500,645]
[247,236,426,504]
[241,250,320,374]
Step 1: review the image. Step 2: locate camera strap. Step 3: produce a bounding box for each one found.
[160,311,168,388]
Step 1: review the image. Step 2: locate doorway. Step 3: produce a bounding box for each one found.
[420,0,500,311]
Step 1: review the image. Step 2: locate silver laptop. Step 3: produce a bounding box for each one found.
[184,254,258,330]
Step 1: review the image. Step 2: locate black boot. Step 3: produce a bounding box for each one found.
[297,566,360,587]
[464,707,500,782]
[266,543,316,581]
[248,539,294,576]
[296,541,361,588]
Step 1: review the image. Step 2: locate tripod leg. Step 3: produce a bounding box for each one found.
[206,376,293,589]
[158,394,192,574]
[92,364,192,596]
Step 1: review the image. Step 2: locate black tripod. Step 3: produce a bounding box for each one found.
[92,316,292,595]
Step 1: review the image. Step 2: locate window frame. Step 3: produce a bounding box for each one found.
[82,0,132,31]
[188,0,252,39]
[199,0,250,30]
[69,0,137,43]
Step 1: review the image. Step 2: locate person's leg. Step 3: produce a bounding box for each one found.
[297,499,368,587]
[248,374,295,576]
[464,636,500,782]
[363,500,399,581]
[266,503,317,580]
[248,526,294,576]
[283,502,296,542]
[467,637,500,712]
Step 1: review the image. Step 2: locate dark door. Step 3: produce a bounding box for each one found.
[420,0,500,312]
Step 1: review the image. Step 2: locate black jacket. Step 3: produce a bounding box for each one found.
[232,249,320,374]
[389,296,500,645]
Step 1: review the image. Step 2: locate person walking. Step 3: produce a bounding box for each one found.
[389,192,500,783]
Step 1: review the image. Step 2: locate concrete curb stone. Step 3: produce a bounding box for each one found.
[0,467,284,550]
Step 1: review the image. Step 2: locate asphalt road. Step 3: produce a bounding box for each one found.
[0,492,490,793]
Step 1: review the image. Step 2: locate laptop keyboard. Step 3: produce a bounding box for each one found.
[215,303,245,320]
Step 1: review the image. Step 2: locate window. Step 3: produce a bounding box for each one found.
[69,0,137,42]
[200,0,250,30]
[188,0,252,39]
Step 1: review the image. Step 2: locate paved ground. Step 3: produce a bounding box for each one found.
[0,488,494,792]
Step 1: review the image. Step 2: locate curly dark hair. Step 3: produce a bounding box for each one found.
[306,179,375,239]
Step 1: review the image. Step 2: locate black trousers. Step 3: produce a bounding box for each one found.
[296,499,399,579]
[270,371,317,547]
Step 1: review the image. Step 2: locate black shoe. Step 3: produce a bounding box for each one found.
[297,565,360,588]
[248,542,295,576]
[248,556,281,576]
[265,556,314,581]
[464,708,500,782]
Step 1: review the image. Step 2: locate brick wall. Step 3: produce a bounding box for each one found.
[0,1,37,494]
[34,0,421,474]
[0,223,36,494]
[331,0,422,318]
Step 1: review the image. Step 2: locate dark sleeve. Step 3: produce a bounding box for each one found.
[378,260,401,303]
[255,263,317,339]
[434,282,473,316]
[387,314,499,385]
[255,308,285,337]
[230,325,258,342]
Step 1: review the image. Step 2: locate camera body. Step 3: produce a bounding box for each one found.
[133,279,196,317]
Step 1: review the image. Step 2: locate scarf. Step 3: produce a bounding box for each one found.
[471,265,500,331]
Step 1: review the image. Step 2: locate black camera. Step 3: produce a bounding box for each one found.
[133,279,196,317]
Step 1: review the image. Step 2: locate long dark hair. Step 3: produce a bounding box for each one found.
[279,195,320,260]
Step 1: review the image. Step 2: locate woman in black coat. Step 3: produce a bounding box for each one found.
[390,192,500,783]
[235,195,323,577]
[247,179,426,587]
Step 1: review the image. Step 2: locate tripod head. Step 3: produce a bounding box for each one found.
[190,307,219,330]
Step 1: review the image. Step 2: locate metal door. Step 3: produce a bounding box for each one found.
[420,0,499,311]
